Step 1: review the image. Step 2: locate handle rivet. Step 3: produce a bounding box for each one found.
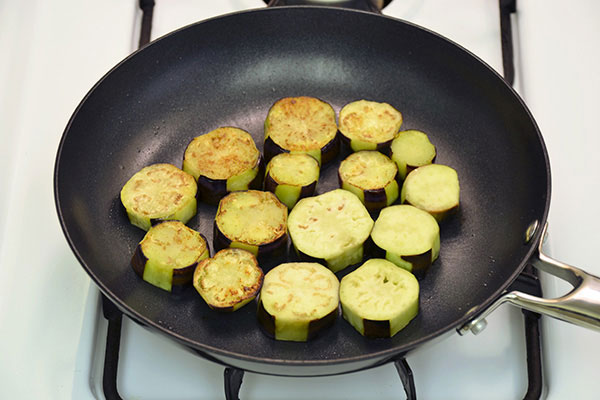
[525,220,539,244]
[470,319,488,335]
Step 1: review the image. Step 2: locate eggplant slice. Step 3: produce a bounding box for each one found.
[338,100,403,153]
[193,248,263,312]
[257,262,339,342]
[401,164,460,222]
[287,189,374,272]
[338,150,399,212]
[264,152,320,209]
[120,163,197,231]
[264,96,339,165]
[370,205,440,279]
[339,258,419,338]
[131,220,209,292]
[214,190,288,265]
[390,130,437,180]
[183,127,262,204]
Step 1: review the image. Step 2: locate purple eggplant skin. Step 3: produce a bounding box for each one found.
[264,173,318,207]
[263,135,340,165]
[338,133,393,157]
[249,155,266,190]
[307,307,338,340]
[263,172,278,194]
[195,155,264,206]
[299,181,318,199]
[130,232,209,291]
[403,198,459,223]
[363,188,388,212]
[196,175,228,205]
[256,233,288,270]
[130,244,148,278]
[337,169,399,213]
[294,247,328,266]
[263,136,286,166]
[213,220,288,269]
[256,298,338,341]
[213,221,235,253]
[404,154,437,180]
[402,250,432,280]
[363,319,391,338]
[370,238,432,280]
[320,134,341,165]
[256,299,276,338]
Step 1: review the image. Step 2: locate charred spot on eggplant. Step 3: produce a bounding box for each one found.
[257,262,339,342]
[338,151,399,212]
[193,248,263,312]
[370,205,440,277]
[214,190,288,266]
[131,220,209,292]
[340,258,419,338]
[264,153,320,209]
[120,163,197,231]
[391,130,436,180]
[264,96,339,165]
[288,189,374,272]
[338,100,402,153]
[400,164,460,222]
[183,127,262,204]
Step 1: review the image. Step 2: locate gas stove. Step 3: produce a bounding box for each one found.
[1,1,599,399]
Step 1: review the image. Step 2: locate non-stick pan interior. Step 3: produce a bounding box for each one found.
[55,7,550,371]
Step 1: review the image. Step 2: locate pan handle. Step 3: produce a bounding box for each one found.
[458,222,600,335]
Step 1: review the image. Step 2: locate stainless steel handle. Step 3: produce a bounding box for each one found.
[459,222,600,335]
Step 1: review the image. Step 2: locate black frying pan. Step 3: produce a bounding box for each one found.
[54,6,554,375]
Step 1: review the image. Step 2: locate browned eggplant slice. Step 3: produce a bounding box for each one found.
[120,163,197,231]
[338,150,399,212]
[264,152,320,209]
[370,205,440,278]
[213,190,288,266]
[263,96,339,165]
[338,100,403,153]
[183,127,262,204]
[193,248,263,312]
[131,220,209,292]
[401,164,460,221]
[287,189,374,272]
[390,130,437,180]
[339,258,419,338]
[257,262,339,341]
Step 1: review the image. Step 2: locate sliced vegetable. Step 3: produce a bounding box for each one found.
[339,258,419,338]
[287,189,374,272]
[264,96,339,165]
[264,152,320,209]
[257,262,339,342]
[213,190,288,266]
[120,163,197,231]
[370,205,440,278]
[193,248,263,312]
[338,100,402,153]
[183,127,262,204]
[131,220,209,292]
[390,130,436,180]
[338,150,399,212]
[401,164,460,221]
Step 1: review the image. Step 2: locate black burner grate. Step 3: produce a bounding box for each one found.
[99,1,542,399]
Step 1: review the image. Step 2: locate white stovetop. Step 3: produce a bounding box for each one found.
[1,1,599,399]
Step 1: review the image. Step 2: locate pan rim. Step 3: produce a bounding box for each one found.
[53,5,552,370]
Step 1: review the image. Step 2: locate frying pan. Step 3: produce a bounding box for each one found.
[53,6,600,376]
